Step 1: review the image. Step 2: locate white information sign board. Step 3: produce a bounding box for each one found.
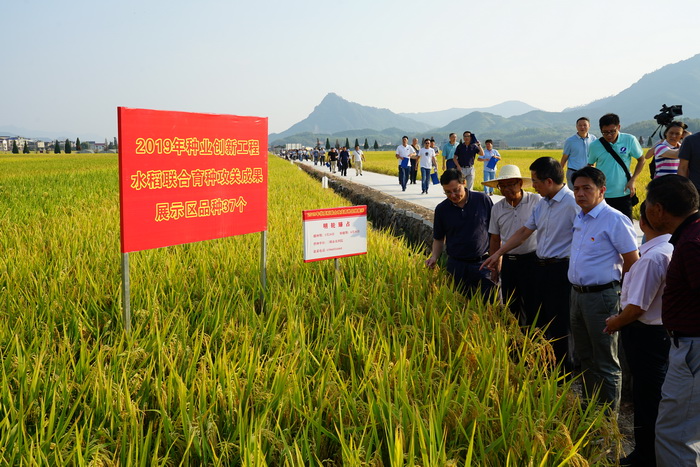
[303,206,368,262]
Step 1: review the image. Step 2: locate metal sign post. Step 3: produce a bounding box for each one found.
[121,252,132,333]
[260,230,268,289]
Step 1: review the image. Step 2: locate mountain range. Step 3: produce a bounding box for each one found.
[270,53,700,148]
[398,101,540,127]
[273,93,433,139]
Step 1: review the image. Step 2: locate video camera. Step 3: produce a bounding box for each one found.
[654,104,683,126]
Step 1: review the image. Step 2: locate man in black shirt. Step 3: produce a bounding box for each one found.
[453,130,484,190]
[678,132,700,193]
[425,169,494,297]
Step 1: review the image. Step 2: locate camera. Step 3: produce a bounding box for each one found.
[654,104,683,126]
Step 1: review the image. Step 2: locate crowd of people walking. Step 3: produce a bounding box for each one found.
[288,145,367,177]
[395,132,501,195]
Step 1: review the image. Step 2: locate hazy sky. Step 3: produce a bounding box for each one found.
[4,0,700,139]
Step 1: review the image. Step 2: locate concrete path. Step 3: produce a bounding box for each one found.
[295,159,505,209]
[294,159,643,243]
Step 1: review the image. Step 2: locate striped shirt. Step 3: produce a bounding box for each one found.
[654,140,681,178]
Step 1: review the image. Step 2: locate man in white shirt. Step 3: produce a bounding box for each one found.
[604,201,672,466]
[485,165,541,325]
[353,145,366,176]
[418,138,437,194]
[395,136,415,191]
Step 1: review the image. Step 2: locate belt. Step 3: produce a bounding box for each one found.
[451,254,488,264]
[668,330,700,338]
[504,252,537,261]
[668,329,700,347]
[571,281,619,294]
[536,257,569,265]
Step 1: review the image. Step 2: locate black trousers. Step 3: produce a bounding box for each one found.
[621,321,670,462]
[533,260,571,370]
[446,256,494,299]
[501,253,538,326]
[606,195,633,220]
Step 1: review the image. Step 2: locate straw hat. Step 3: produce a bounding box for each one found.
[483,164,532,189]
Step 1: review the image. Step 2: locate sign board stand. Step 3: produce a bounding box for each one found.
[120,233,267,332]
[258,230,268,312]
[302,206,367,278]
[260,231,267,288]
[117,107,268,332]
[121,253,131,332]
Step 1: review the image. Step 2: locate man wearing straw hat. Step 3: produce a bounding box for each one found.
[484,165,542,326]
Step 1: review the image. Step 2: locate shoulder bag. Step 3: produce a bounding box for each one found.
[598,138,639,206]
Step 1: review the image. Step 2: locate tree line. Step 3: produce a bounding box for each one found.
[10,137,118,154]
[318,137,380,151]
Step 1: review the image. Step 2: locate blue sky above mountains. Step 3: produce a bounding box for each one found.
[3,0,700,140]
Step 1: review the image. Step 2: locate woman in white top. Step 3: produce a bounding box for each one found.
[644,121,686,178]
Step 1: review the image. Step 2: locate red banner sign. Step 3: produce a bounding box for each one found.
[118,107,268,252]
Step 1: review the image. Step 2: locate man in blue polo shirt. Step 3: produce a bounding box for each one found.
[587,113,644,220]
[569,166,639,413]
[441,133,459,171]
[425,168,494,297]
[561,117,596,190]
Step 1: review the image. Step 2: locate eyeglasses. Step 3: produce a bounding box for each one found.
[443,186,464,196]
[601,130,618,136]
[497,181,520,190]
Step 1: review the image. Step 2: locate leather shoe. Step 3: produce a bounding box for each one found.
[618,450,654,467]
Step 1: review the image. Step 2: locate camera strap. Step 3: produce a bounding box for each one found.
[599,138,632,181]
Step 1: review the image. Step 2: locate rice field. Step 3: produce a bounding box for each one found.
[0,152,620,465]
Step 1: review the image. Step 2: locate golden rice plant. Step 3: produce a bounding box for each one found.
[0,153,620,465]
